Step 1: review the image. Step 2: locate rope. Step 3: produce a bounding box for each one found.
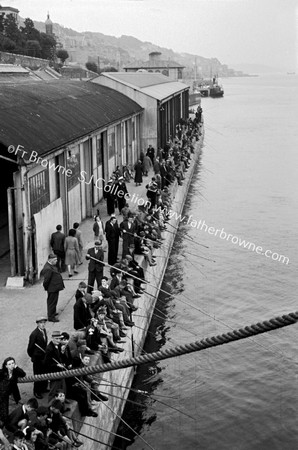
[19,311,298,383]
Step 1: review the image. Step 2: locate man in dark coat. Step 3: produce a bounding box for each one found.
[43,331,66,402]
[86,241,105,293]
[73,293,92,330]
[105,215,120,266]
[27,317,48,399]
[115,177,129,213]
[120,216,136,258]
[146,144,155,164]
[50,225,65,272]
[40,254,65,322]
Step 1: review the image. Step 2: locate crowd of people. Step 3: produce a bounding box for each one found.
[0,114,203,450]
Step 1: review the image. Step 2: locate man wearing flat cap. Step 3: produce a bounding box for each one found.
[27,317,48,399]
[44,331,66,401]
[86,241,105,293]
[40,254,65,322]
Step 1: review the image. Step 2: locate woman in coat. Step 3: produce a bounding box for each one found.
[64,229,80,278]
[142,154,152,176]
[0,357,26,423]
[93,215,104,242]
[134,160,143,186]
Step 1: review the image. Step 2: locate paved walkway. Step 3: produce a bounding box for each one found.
[0,168,155,403]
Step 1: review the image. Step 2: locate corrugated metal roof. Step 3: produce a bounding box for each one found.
[142,81,190,101]
[99,72,173,88]
[0,80,143,156]
[97,72,190,101]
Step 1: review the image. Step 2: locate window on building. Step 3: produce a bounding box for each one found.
[29,170,50,215]
[162,69,169,76]
[96,136,102,166]
[67,147,80,190]
[108,127,116,159]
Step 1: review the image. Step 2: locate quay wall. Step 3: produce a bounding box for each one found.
[77,130,204,449]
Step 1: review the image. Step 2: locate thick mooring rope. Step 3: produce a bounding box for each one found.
[18,311,298,384]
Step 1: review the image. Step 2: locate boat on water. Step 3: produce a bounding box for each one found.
[209,75,224,98]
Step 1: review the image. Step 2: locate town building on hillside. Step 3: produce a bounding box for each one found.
[0,5,19,23]
[91,71,190,149]
[0,79,143,281]
[123,52,185,81]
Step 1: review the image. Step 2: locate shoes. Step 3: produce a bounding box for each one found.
[119,330,127,338]
[74,271,79,274]
[86,410,98,417]
[68,274,73,278]
[149,263,157,266]
[97,393,109,401]
[116,340,126,344]
[55,312,59,316]
[130,305,138,311]
[34,392,43,399]
[110,347,124,353]
[124,320,135,327]
[79,262,83,265]
[120,325,128,330]
[73,441,83,447]
[133,294,141,299]
[48,318,60,322]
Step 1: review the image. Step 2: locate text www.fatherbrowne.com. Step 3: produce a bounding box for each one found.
[162,208,290,265]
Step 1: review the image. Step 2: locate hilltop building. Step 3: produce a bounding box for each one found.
[123,52,185,81]
[0,5,19,23]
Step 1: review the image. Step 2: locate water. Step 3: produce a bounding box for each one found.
[114,74,298,450]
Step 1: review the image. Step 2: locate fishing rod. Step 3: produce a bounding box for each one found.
[64,416,131,441]
[164,226,209,249]
[68,429,123,449]
[99,378,178,399]
[97,388,196,421]
[79,255,272,359]
[36,344,155,450]
[88,384,156,450]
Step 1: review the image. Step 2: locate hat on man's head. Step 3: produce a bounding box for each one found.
[110,214,116,218]
[52,331,62,339]
[118,176,124,181]
[48,253,57,260]
[36,316,47,323]
[94,241,102,246]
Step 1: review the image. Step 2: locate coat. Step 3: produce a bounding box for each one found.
[50,231,65,256]
[0,366,26,423]
[27,327,48,362]
[73,298,92,330]
[134,162,143,183]
[86,247,105,273]
[142,155,152,172]
[64,236,80,266]
[40,262,64,293]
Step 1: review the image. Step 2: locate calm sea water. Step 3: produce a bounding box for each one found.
[114,74,298,450]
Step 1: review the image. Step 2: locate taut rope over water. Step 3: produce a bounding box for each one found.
[19,311,298,383]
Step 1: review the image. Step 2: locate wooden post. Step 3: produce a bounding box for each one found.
[7,188,16,277]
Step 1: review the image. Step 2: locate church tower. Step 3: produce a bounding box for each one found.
[45,12,53,35]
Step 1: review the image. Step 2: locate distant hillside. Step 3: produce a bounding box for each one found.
[231,63,283,74]
[32,18,240,77]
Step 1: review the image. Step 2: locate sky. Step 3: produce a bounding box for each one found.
[8,0,298,70]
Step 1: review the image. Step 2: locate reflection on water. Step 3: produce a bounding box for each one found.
[113,74,298,450]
